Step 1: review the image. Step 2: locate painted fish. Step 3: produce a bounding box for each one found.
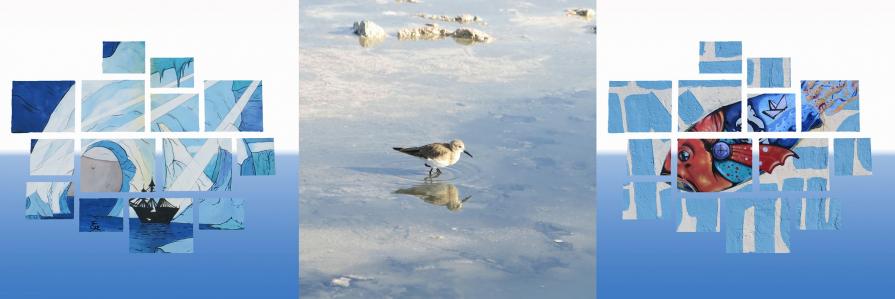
[661,94,821,192]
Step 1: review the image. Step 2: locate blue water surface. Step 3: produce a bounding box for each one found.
[598,154,895,298]
[0,154,298,298]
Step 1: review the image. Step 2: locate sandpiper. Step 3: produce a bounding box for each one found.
[393,139,473,178]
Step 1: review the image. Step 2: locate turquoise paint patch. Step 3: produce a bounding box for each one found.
[833,138,855,175]
[807,177,827,191]
[699,61,742,74]
[624,92,671,132]
[760,183,778,191]
[725,198,785,253]
[792,146,828,169]
[609,81,629,87]
[804,198,841,230]
[837,113,860,131]
[634,182,657,219]
[747,59,755,85]
[677,90,704,125]
[857,138,872,171]
[714,41,742,58]
[760,58,785,87]
[714,159,751,184]
[628,139,655,176]
[684,198,718,232]
[842,97,860,110]
[635,81,671,90]
[608,93,623,133]
[679,80,741,88]
[782,178,803,191]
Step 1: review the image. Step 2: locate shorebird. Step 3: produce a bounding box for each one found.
[393,139,473,178]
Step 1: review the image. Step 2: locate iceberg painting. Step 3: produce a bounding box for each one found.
[129,198,193,253]
[25,182,74,220]
[198,198,245,230]
[102,41,145,74]
[79,198,126,232]
[11,81,76,133]
[150,58,194,88]
[80,139,155,192]
[30,139,74,176]
[205,80,264,132]
[238,138,275,175]
[151,93,199,132]
[81,80,146,132]
[163,138,233,191]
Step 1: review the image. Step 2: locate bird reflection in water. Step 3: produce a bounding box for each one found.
[394,182,471,212]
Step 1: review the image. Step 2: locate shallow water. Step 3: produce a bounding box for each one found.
[299,0,596,297]
[598,154,895,298]
[129,219,193,253]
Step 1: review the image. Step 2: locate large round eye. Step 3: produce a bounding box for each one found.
[678,147,692,162]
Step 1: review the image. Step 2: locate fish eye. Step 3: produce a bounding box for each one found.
[678,148,691,162]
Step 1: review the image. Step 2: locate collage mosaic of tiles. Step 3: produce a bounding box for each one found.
[609,41,872,253]
[13,41,275,254]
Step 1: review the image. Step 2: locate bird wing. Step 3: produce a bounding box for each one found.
[395,143,451,159]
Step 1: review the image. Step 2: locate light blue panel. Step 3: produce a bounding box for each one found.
[633,182,658,220]
[792,146,828,169]
[714,41,742,58]
[150,57,194,88]
[628,139,655,176]
[842,96,860,110]
[699,41,706,56]
[804,198,841,230]
[834,138,855,175]
[151,94,199,132]
[856,138,872,171]
[725,198,789,253]
[102,41,145,74]
[609,81,629,87]
[782,178,803,191]
[677,90,704,125]
[240,138,275,176]
[679,80,741,88]
[608,93,623,133]
[624,93,671,132]
[747,59,755,85]
[807,178,827,191]
[760,183,778,191]
[81,80,145,132]
[837,113,860,132]
[760,58,785,87]
[636,81,672,90]
[699,61,742,74]
[205,80,264,132]
[685,198,718,232]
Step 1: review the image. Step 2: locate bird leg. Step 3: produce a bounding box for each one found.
[433,168,443,178]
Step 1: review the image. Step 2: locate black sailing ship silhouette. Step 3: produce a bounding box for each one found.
[128,180,179,224]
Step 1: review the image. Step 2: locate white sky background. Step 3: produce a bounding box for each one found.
[0,0,299,153]
[597,0,895,153]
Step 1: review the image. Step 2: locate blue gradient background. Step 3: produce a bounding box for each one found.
[0,154,298,298]
[598,154,895,298]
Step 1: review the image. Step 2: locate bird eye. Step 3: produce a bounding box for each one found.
[678,148,691,162]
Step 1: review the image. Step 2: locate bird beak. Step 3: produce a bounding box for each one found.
[464,150,473,158]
